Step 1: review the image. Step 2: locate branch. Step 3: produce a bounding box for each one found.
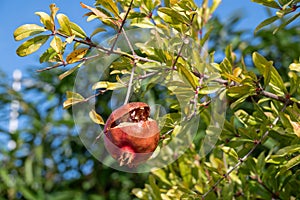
[192,71,300,107]
[109,0,134,52]
[201,100,290,199]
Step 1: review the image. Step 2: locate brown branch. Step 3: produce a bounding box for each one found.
[201,100,290,199]
[192,71,300,107]
[109,0,134,53]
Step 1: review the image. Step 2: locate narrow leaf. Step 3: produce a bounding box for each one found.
[89,109,105,125]
[92,81,125,90]
[255,15,279,33]
[70,22,87,39]
[63,91,85,109]
[66,48,89,64]
[96,0,120,18]
[35,11,54,31]
[16,35,50,57]
[14,24,46,41]
[57,13,73,36]
[59,62,83,80]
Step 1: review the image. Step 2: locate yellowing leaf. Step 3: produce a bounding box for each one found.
[35,12,54,31]
[81,2,107,18]
[16,35,50,57]
[96,0,120,18]
[223,72,242,83]
[289,63,300,72]
[59,62,83,80]
[70,22,87,39]
[89,109,105,125]
[63,91,85,109]
[50,4,59,24]
[66,48,89,64]
[57,13,72,36]
[50,36,63,53]
[14,24,46,41]
[92,81,125,90]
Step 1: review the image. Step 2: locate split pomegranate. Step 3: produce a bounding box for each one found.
[103,102,160,167]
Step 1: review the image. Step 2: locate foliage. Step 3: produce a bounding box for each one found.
[8,0,300,199]
[0,70,146,199]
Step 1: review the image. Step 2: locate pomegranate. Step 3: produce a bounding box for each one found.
[103,102,160,167]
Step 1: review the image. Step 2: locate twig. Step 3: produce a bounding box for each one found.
[109,0,134,53]
[201,100,290,199]
[36,54,101,72]
[192,71,300,107]
[123,63,136,105]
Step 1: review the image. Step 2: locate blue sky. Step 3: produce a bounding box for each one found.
[0,0,267,77]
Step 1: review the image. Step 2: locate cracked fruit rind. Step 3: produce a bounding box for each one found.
[104,102,160,167]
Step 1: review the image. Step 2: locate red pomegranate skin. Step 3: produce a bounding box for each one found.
[103,102,160,167]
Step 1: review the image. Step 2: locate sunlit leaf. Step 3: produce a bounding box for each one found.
[70,22,87,39]
[95,0,120,18]
[57,13,72,36]
[50,3,59,24]
[255,15,279,33]
[35,11,54,31]
[90,27,106,38]
[273,12,300,34]
[16,35,50,57]
[157,7,188,25]
[14,24,46,41]
[50,36,63,53]
[92,81,125,90]
[89,109,105,125]
[289,63,300,72]
[177,62,199,90]
[39,47,58,63]
[253,52,287,94]
[251,0,281,9]
[59,62,84,80]
[66,48,89,64]
[63,91,85,109]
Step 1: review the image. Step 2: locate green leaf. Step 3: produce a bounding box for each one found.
[148,175,162,200]
[157,7,188,25]
[151,168,172,186]
[25,157,33,185]
[70,22,87,39]
[273,12,300,34]
[227,85,254,98]
[14,24,46,41]
[57,13,73,36]
[252,0,281,9]
[96,0,120,18]
[177,63,199,90]
[235,110,258,126]
[255,15,279,33]
[221,146,239,162]
[39,47,58,63]
[35,11,54,31]
[59,62,83,80]
[90,27,106,38]
[66,48,89,64]
[16,35,50,57]
[89,109,105,125]
[279,154,300,174]
[252,52,287,94]
[92,81,125,90]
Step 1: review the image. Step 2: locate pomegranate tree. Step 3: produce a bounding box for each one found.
[103,102,160,167]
